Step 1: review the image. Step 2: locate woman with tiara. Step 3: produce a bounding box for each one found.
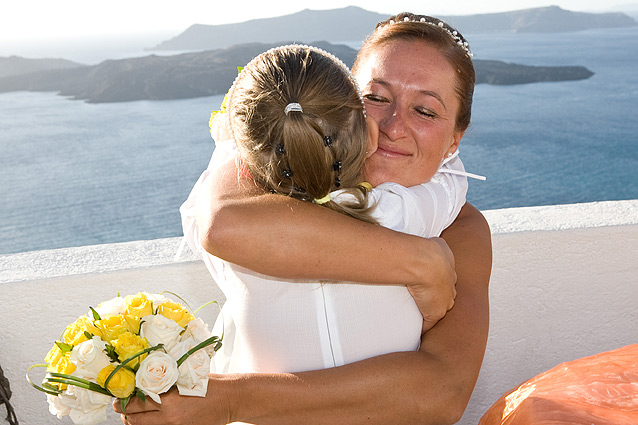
[117,13,491,425]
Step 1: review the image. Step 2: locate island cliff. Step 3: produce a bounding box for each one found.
[0,41,594,103]
[0,56,85,79]
[2,5,620,103]
[153,6,637,51]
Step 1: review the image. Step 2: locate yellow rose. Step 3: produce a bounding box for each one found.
[94,314,131,343]
[44,343,65,365]
[157,301,194,328]
[45,347,76,390]
[63,315,102,346]
[124,293,154,319]
[47,355,76,375]
[112,331,149,369]
[96,365,136,399]
[123,314,141,335]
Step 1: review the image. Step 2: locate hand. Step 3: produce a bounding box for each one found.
[112,384,230,425]
[408,237,457,332]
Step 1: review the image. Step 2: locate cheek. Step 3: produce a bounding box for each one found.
[415,128,453,166]
[362,155,384,185]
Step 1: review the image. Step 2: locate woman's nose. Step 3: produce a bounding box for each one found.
[379,108,407,140]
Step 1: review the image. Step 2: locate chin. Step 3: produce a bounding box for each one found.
[367,172,402,187]
[364,161,397,186]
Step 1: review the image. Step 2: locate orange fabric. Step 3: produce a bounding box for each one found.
[480,344,638,425]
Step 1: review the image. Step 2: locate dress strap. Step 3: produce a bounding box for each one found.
[439,167,486,181]
[439,150,486,181]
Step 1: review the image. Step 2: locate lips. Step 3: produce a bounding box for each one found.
[375,143,411,158]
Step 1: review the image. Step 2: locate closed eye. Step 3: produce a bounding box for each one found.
[416,108,436,118]
[363,94,388,104]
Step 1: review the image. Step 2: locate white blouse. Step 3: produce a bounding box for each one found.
[180,140,472,374]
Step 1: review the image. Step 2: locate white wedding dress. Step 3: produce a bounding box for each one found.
[180,138,473,374]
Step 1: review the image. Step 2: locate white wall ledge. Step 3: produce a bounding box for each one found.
[482,199,638,234]
[1,199,637,284]
[1,199,637,424]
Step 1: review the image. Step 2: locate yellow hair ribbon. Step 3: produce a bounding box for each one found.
[358,182,373,192]
[313,194,331,204]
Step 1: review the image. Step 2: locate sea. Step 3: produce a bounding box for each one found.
[1,27,637,255]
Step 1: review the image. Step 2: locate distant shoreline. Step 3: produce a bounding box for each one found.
[0,41,594,103]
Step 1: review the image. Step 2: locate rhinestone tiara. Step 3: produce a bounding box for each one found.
[382,16,473,58]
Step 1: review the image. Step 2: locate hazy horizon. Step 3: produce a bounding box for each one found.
[3,0,636,45]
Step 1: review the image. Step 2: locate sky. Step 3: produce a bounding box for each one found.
[2,0,632,43]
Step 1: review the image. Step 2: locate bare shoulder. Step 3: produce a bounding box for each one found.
[449,203,491,236]
[441,203,492,287]
[442,203,491,248]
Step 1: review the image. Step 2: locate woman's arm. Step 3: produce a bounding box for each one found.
[117,203,491,425]
[195,157,457,325]
[224,204,492,425]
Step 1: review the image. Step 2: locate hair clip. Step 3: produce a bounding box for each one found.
[282,169,293,179]
[332,161,342,171]
[275,144,285,155]
[284,102,303,115]
[323,136,333,147]
[334,177,341,188]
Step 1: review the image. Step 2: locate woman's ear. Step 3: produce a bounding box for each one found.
[366,117,379,159]
[446,130,465,157]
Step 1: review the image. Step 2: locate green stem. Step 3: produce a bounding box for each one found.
[193,299,221,314]
[26,364,61,396]
[176,336,221,367]
[46,377,111,396]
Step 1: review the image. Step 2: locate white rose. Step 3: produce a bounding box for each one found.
[94,296,125,317]
[176,340,210,397]
[59,386,112,425]
[182,318,216,356]
[165,336,191,362]
[47,394,71,419]
[70,337,112,379]
[143,292,169,308]
[182,317,212,343]
[69,407,108,425]
[136,351,179,404]
[140,314,182,351]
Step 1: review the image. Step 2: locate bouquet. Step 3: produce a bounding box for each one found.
[28,292,222,425]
